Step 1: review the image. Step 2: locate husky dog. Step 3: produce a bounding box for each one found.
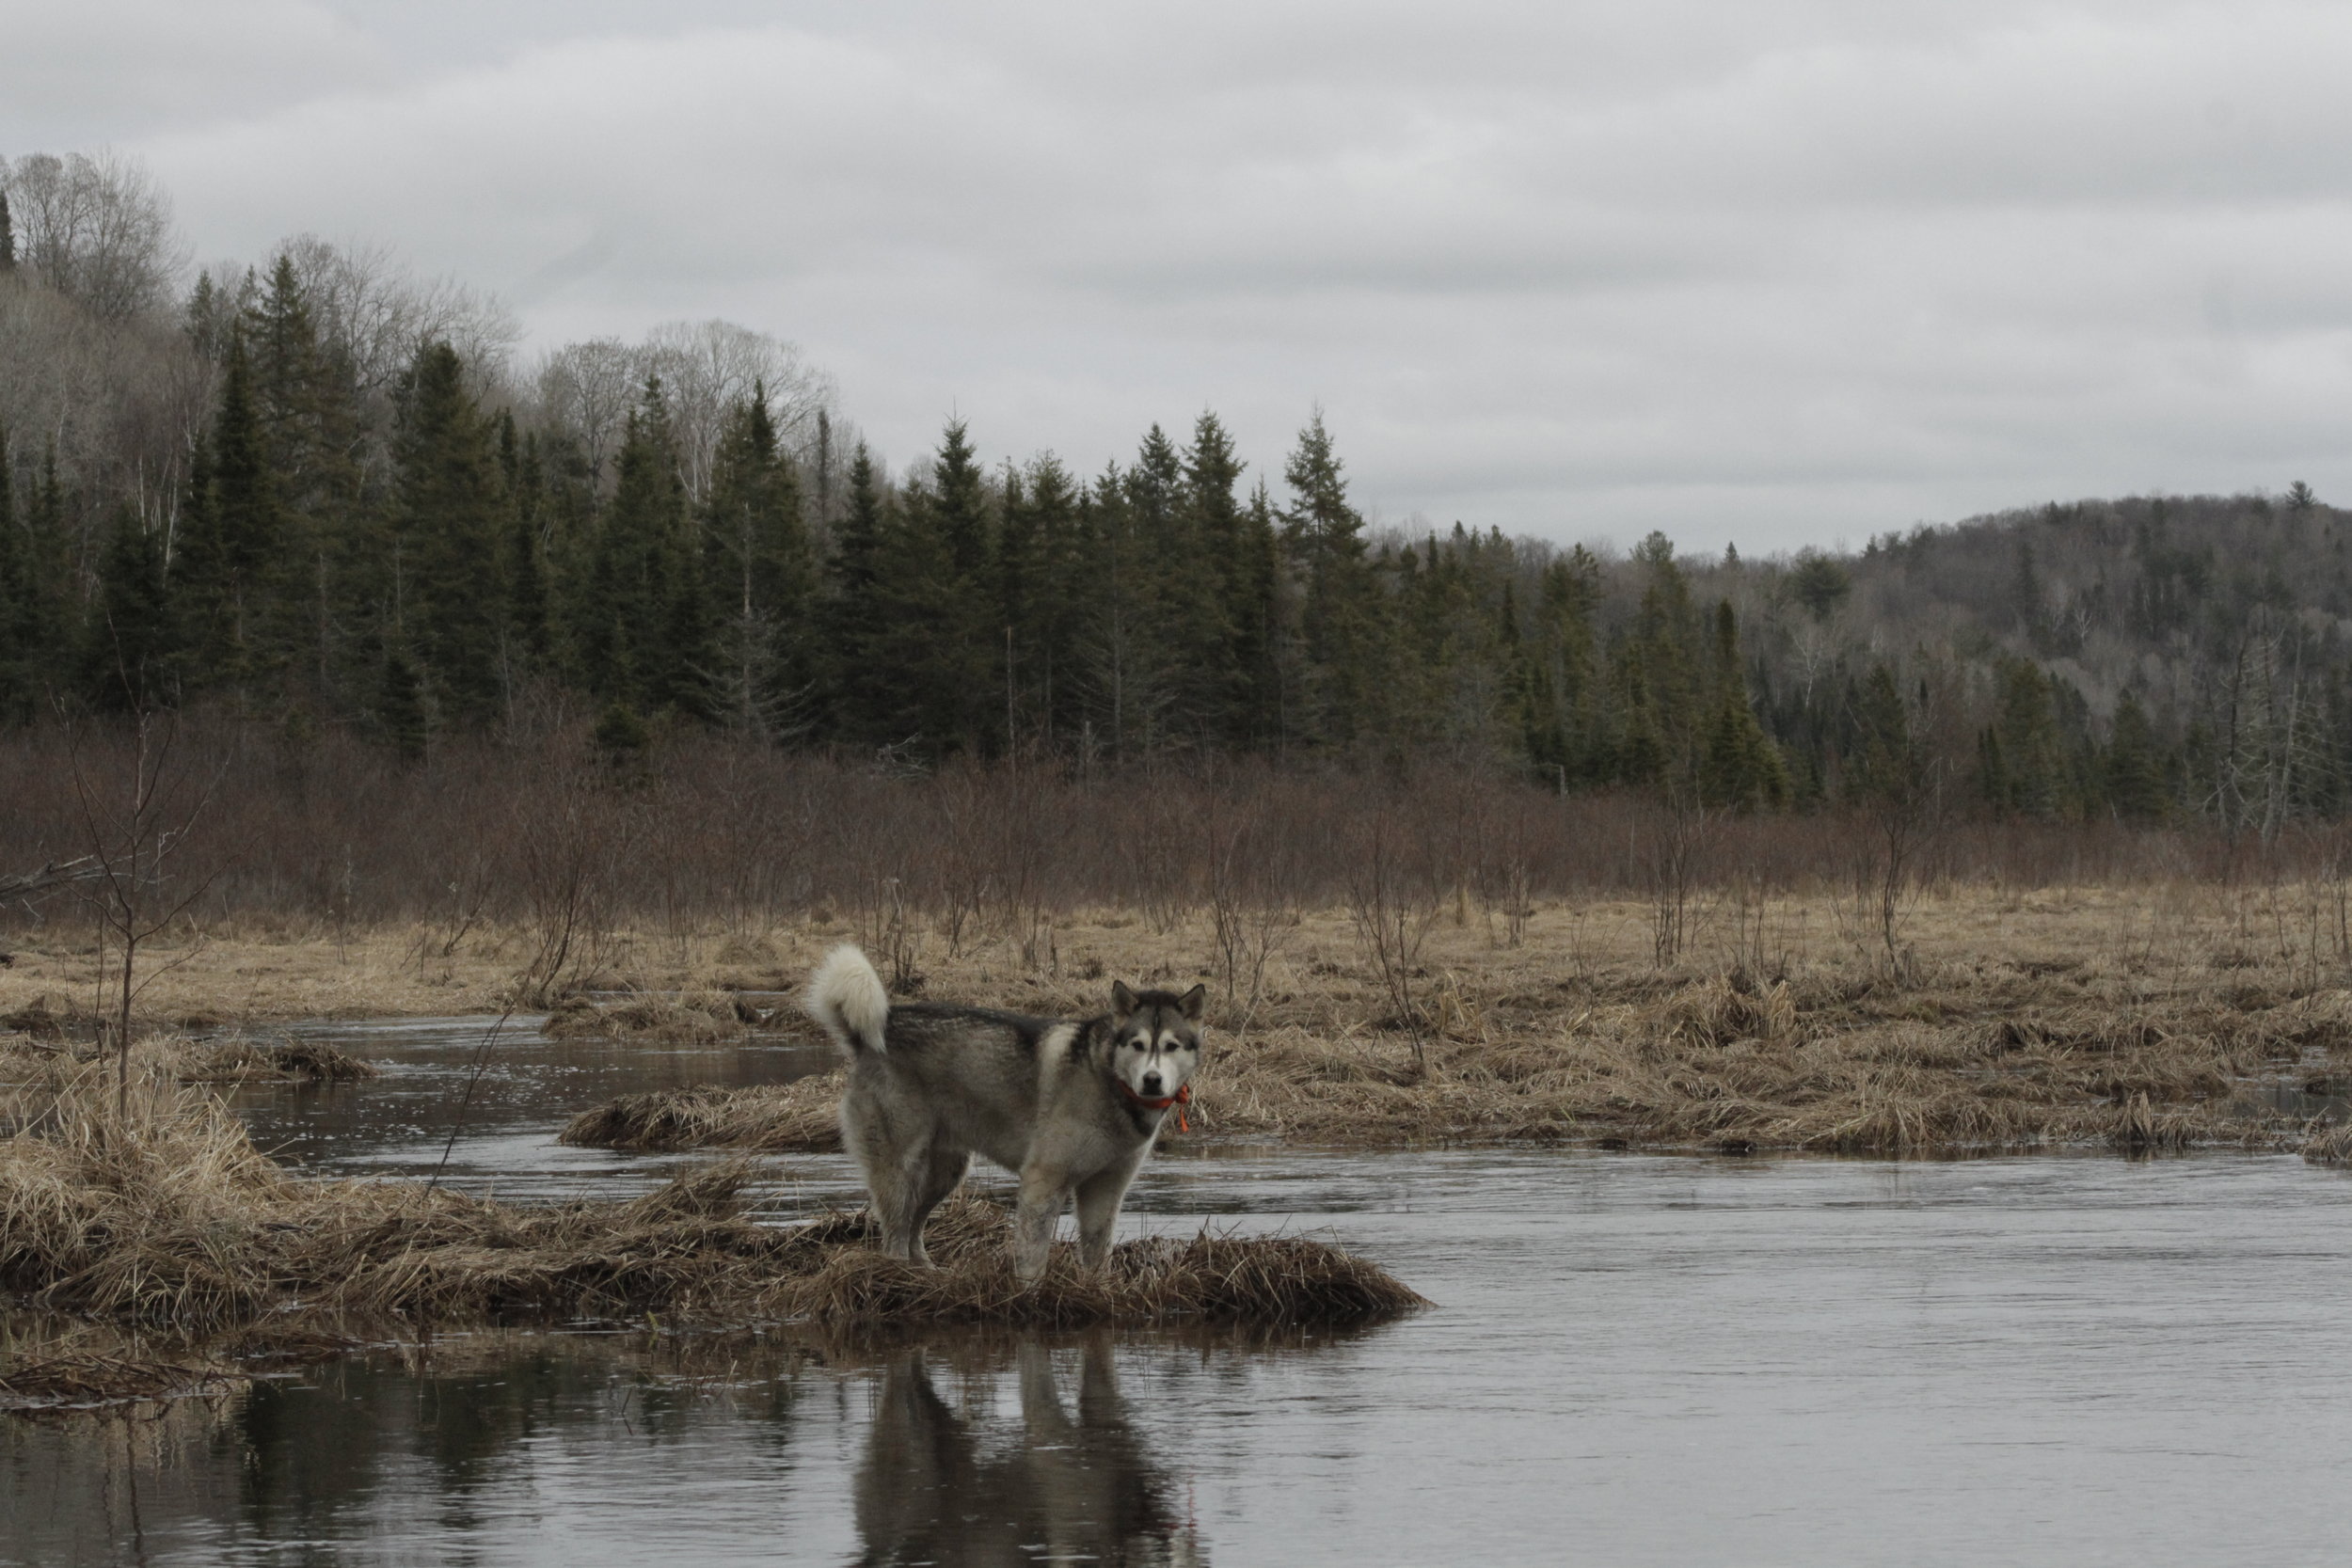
[803,944,1205,1283]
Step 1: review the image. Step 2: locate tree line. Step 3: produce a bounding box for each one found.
[5,148,2351,832]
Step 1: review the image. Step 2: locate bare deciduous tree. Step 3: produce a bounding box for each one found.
[1,150,186,322]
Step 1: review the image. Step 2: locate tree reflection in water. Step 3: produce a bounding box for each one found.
[854,1336,1202,1568]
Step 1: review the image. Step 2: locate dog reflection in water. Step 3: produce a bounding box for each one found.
[852,1337,1201,1567]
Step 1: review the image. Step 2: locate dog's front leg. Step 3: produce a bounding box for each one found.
[1014,1168,1068,1285]
[1073,1166,1133,1271]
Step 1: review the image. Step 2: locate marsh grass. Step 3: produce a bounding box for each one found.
[1,1032,375,1088]
[554,887,2352,1157]
[0,1063,1423,1407]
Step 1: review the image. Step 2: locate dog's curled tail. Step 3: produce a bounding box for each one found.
[805,943,890,1056]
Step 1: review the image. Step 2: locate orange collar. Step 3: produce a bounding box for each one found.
[1118,1079,1191,1131]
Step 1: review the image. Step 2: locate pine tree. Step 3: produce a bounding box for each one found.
[247,255,362,704]
[176,327,287,698]
[702,386,811,737]
[1626,533,1704,793]
[912,419,995,752]
[1280,411,1383,748]
[819,445,898,744]
[391,341,509,727]
[86,506,176,712]
[1988,657,2065,816]
[1845,661,1911,800]
[575,379,710,718]
[378,647,429,764]
[1695,601,1788,809]
[0,191,14,272]
[2106,689,2168,820]
[502,418,549,665]
[1181,414,1253,743]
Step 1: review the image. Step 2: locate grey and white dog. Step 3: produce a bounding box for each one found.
[803,944,1206,1283]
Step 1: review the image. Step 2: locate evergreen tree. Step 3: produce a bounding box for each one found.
[175,327,287,698]
[1623,533,1704,792]
[503,418,550,665]
[2106,689,2168,820]
[1183,412,1250,742]
[377,647,429,764]
[1695,601,1788,809]
[247,254,362,702]
[819,445,898,745]
[702,386,811,737]
[574,379,712,719]
[1280,411,1383,748]
[86,506,176,712]
[1987,657,2065,816]
[0,191,13,272]
[853,420,997,755]
[390,341,509,727]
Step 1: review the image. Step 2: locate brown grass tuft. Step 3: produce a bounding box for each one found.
[541,991,762,1044]
[558,1071,845,1150]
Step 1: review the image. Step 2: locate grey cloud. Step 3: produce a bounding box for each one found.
[10,0,2349,552]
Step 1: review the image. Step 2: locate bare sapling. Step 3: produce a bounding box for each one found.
[511,763,631,1007]
[66,713,225,1116]
[1204,792,1304,1030]
[1647,798,1713,967]
[1343,801,1444,1074]
[858,874,925,995]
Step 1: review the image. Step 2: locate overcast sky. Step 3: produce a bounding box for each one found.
[8,0,2351,553]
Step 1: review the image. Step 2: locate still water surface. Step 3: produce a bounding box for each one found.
[8,1017,2352,1565]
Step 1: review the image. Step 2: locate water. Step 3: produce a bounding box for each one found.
[8,1019,2352,1564]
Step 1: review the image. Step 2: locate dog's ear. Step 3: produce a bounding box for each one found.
[1111,980,1138,1021]
[1178,983,1206,1022]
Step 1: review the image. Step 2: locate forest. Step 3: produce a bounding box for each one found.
[5,148,2350,834]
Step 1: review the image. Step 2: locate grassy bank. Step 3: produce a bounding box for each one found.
[10,883,2352,1159]
[0,1064,1422,1408]
[539,885,2352,1157]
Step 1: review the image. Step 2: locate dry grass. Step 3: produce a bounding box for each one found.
[1,1031,375,1087]
[542,990,768,1044]
[2304,1119,2352,1165]
[10,880,2352,1158]
[540,883,2352,1158]
[559,1072,844,1151]
[0,1063,1424,1397]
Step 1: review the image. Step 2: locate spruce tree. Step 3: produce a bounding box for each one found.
[818,445,897,744]
[391,341,509,728]
[2106,690,2167,820]
[576,379,710,718]
[702,386,812,736]
[1181,412,1249,742]
[873,422,994,754]
[177,328,286,698]
[1280,412,1382,748]
[86,506,177,712]
[1695,601,1788,809]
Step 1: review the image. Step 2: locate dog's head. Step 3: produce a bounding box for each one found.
[1107,980,1206,1104]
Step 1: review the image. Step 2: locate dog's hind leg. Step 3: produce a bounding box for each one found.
[1072,1165,1136,1271]
[902,1141,971,1265]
